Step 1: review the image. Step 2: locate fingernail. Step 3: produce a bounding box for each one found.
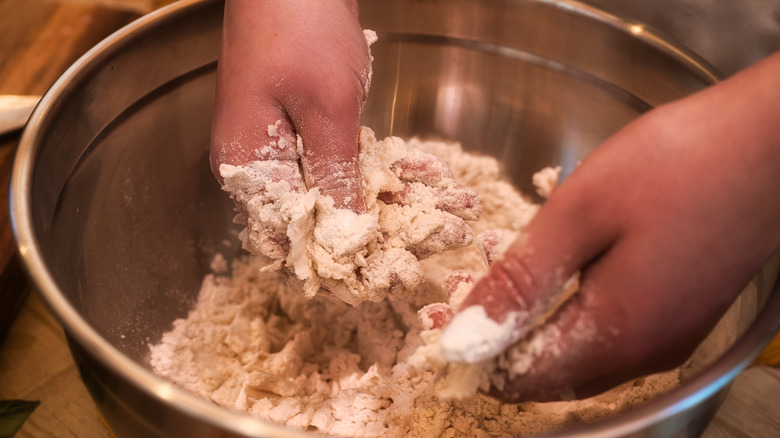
[438,305,529,364]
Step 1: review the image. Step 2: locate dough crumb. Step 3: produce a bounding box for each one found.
[533,165,562,198]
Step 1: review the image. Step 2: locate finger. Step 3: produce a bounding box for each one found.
[210,1,300,184]
[292,99,366,212]
[211,100,299,177]
[281,22,370,213]
[483,289,613,402]
[212,63,364,211]
[486,246,694,403]
[488,205,746,403]
[439,159,622,364]
[211,88,305,191]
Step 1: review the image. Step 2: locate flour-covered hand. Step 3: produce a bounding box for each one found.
[211,0,371,213]
[441,51,780,402]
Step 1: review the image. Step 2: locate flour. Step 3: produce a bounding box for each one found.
[150,138,679,437]
[220,127,478,306]
[438,305,529,364]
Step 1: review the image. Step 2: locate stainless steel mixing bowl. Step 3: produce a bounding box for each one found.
[11,0,780,436]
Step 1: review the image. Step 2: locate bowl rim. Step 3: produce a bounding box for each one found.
[10,0,775,437]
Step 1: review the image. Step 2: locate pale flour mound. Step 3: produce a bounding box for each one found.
[150,139,679,437]
[220,127,478,306]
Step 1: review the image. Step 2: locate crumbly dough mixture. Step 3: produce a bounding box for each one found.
[150,136,679,437]
[220,127,479,306]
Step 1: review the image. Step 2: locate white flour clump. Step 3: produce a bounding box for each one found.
[220,127,479,306]
[150,138,680,437]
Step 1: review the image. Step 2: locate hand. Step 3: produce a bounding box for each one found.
[210,0,371,212]
[440,51,780,402]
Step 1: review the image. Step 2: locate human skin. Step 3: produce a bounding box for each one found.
[443,51,780,402]
[210,0,370,212]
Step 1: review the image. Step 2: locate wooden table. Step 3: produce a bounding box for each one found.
[0,2,146,437]
[0,1,778,437]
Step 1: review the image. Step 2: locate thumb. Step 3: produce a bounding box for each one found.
[439,168,619,363]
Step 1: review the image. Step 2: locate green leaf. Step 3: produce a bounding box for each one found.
[0,400,40,438]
